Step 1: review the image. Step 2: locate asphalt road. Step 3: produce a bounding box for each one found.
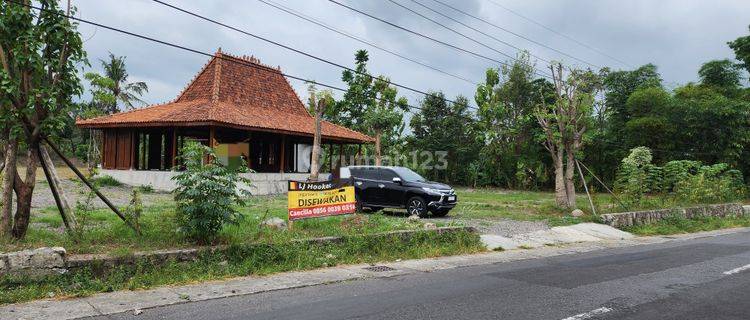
[97,230,750,320]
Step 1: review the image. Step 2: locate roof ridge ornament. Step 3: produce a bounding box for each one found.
[212,48,222,102]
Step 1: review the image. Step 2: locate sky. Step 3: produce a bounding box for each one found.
[72,0,750,111]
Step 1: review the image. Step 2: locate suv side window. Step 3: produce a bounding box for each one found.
[378,169,399,181]
[353,167,377,180]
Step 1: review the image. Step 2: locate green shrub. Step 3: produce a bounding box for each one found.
[615,146,654,205]
[172,141,252,244]
[124,189,143,233]
[615,147,746,207]
[91,175,122,187]
[136,184,154,193]
[674,164,745,203]
[662,160,702,192]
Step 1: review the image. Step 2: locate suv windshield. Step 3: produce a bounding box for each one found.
[392,167,426,182]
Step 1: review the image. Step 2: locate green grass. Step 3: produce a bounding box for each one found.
[623,215,750,235]
[451,188,609,226]
[0,196,446,254]
[90,175,123,187]
[0,230,483,305]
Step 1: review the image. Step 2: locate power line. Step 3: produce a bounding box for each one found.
[430,0,602,69]
[382,0,553,79]
[404,0,551,65]
[13,1,435,114]
[256,0,477,85]
[483,0,632,68]
[327,0,551,80]
[150,0,460,106]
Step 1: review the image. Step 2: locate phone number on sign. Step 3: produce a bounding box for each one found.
[288,203,357,220]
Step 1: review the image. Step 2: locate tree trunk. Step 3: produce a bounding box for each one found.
[12,145,39,239]
[40,145,77,230]
[564,148,577,209]
[309,99,324,181]
[553,149,567,207]
[1,138,17,237]
[374,131,382,166]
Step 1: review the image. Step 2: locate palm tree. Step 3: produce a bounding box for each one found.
[85,53,148,114]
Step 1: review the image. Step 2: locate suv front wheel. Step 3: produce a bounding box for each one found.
[407,196,427,217]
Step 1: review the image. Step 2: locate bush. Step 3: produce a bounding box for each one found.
[124,189,143,233]
[615,146,654,205]
[615,146,746,207]
[172,141,252,244]
[674,164,745,203]
[91,175,122,187]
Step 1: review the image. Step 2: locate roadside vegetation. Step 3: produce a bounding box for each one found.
[624,215,750,236]
[0,229,482,305]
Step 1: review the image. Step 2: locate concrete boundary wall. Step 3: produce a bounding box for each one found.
[98,169,330,195]
[600,203,750,228]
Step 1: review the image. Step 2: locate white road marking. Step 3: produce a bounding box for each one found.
[562,307,613,320]
[723,263,750,275]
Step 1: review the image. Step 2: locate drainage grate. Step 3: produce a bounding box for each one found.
[363,265,396,272]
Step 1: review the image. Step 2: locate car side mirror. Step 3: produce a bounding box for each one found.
[392,177,402,184]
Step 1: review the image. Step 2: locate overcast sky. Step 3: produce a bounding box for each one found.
[73,0,750,110]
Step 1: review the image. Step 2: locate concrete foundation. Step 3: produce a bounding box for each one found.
[98,169,330,195]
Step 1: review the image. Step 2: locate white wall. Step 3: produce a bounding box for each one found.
[98,169,331,195]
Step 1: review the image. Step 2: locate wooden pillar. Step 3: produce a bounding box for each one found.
[339,144,344,168]
[100,129,106,168]
[209,126,216,148]
[327,143,333,173]
[279,134,286,173]
[356,144,362,165]
[130,130,138,170]
[171,128,178,168]
[207,126,216,164]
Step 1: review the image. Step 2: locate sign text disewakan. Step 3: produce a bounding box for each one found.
[287,181,356,221]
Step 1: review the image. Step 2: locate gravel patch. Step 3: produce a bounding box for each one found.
[30,179,172,211]
[431,217,549,237]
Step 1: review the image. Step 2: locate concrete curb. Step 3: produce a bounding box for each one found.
[3,227,749,320]
[479,223,634,250]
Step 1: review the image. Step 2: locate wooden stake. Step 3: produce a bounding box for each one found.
[42,137,140,235]
[39,146,77,231]
[37,147,75,234]
[575,160,596,216]
[577,160,627,208]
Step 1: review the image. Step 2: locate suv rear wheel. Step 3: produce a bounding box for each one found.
[407,196,427,217]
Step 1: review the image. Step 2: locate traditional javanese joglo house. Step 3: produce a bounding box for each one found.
[76,50,373,194]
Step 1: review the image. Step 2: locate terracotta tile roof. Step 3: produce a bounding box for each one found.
[76,50,373,143]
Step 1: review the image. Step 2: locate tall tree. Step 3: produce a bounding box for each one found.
[728,25,750,77]
[536,63,600,208]
[335,50,406,165]
[84,53,148,114]
[585,64,662,184]
[0,0,86,239]
[367,76,407,165]
[410,92,479,184]
[306,84,334,180]
[474,52,550,188]
[698,59,743,97]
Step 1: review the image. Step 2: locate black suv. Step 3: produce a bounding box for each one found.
[340,166,457,217]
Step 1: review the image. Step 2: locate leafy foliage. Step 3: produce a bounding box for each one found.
[616,147,745,206]
[409,92,480,185]
[331,50,407,160]
[84,53,148,114]
[172,142,252,243]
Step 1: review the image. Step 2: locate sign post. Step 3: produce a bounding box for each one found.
[287,180,356,228]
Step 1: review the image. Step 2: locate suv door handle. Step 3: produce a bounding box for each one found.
[378,183,385,188]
